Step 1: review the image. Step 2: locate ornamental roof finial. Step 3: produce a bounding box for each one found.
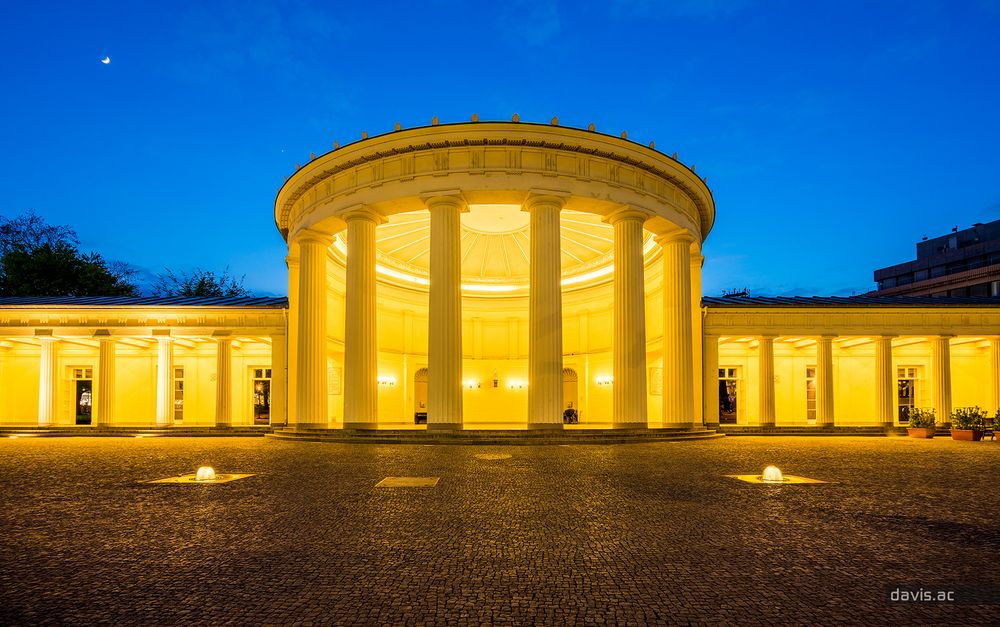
[587,123,595,131]
[512,113,520,122]
[550,116,559,125]
[620,131,628,139]
[431,116,439,125]
[471,113,479,122]
[394,122,401,131]
[361,131,368,139]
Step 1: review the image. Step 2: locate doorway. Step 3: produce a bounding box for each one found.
[562,368,579,423]
[252,368,272,425]
[718,367,739,424]
[414,368,428,424]
[897,366,918,422]
[72,367,93,425]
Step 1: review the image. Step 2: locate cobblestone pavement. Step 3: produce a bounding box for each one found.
[1,436,998,625]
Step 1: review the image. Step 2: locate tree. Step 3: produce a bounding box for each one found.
[151,267,250,297]
[0,211,137,297]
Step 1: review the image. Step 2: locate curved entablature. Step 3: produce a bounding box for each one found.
[274,120,715,244]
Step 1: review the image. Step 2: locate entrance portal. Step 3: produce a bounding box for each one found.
[414,368,428,424]
[252,368,272,425]
[71,367,93,425]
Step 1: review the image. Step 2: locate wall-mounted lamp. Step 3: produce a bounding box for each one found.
[595,375,614,387]
[492,370,499,388]
[508,379,527,390]
[377,375,396,387]
[463,379,481,389]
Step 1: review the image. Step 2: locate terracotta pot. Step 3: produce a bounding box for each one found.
[906,427,935,439]
[950,429,984,441]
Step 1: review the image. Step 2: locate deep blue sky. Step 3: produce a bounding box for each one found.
[2,0,998,296]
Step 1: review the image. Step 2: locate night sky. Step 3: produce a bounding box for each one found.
[2,0,998,296]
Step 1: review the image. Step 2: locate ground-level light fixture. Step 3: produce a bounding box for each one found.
[195,466,217,482]
[761,465,784,483]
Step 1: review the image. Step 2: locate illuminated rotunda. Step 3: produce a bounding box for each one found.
[1,119,998,432]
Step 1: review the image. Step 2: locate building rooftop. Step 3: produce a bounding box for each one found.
[0,296,289,307]
[702,295,1000,307]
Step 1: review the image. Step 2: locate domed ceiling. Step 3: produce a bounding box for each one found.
[333,204,654,293]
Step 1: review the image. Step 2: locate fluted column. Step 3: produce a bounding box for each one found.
[690,250,704,426]
[426,195,465,430]
[37,334,56,427]
[931,335,953,422]
[155,335,174,427]
[608,209,647,427]
[294,230,332,429]
[270,331,287,427]
[95,332,116,427]
[215,336,232,427]
[757,336,776,427]
[286,256,299,426]
[816,335,835,427]
[343,208,384,428]
[527,194,565,429]
[873,335,896,427]
[989,336,1000,415]
[659,231,695,428]
[703,334,720,427]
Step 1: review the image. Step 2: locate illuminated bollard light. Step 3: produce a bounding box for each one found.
[761,465,784,483]
[195,466,217,482]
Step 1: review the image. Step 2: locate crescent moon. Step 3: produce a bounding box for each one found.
[101,57,111,64]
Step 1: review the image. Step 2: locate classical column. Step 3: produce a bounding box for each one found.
[286,256,299,426]
[270,331,287,427]
[816,335,835,427]
[343,208,384,428]
[659,231,695,428]
[608,209,647,427]
[757,336,776,427]
[95,332,116,427]
[527,194,565,429]
[426,195,465,430]
[703,334,720,427]
[214,335,232,427]
[874,335,895,428]
[690,249,705,426]
[294,230,332,429]
[155,335,174,427]
[931,335,953,422]
[37,334,56,427]
[989,336,1000,415]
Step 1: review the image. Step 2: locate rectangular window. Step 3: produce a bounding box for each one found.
[930,265,947,278]
[174,367,184,423]
[914,269,929,281]
[805,367,817,422]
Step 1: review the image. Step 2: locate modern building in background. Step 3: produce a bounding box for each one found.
[1,120,998,433]
[871,218,1000,298]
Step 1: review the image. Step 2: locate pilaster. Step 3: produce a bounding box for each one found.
[95,331,116,427]
[932,335,953,422]
[214,335,233,427]
[874,336,895,427]
[816,335,835,427]
[757,335,776,427]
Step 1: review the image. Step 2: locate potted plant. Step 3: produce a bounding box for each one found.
[950,406,987,441]
[905,407,936,438]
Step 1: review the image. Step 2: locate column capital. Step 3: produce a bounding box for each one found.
[655,229,695,247]
[421,190,469,212]
[212,330,234,339]
[756,333,778,340]
[602,206,649,225]
[816,334,838,340]
[291,228,335,248]
[876,334,899,340]
[285,255,299,268]
[341,205,388,225]
[93,329,113,338]
[690,252,705,268]
[523,190,569,212]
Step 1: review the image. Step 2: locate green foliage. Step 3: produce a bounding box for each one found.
[950,406,987,431]
[906,407,936,429]
[152,267,249,298]
[0,211,137,297]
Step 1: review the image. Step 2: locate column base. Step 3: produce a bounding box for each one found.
[214,422,232,429]
[661,421,694,429]
[611,421,649,430]
[426,422,462,431]
[344,421,379,430]
[527,422,564,431]
[289,422,330,431]
[704,422,720,430]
